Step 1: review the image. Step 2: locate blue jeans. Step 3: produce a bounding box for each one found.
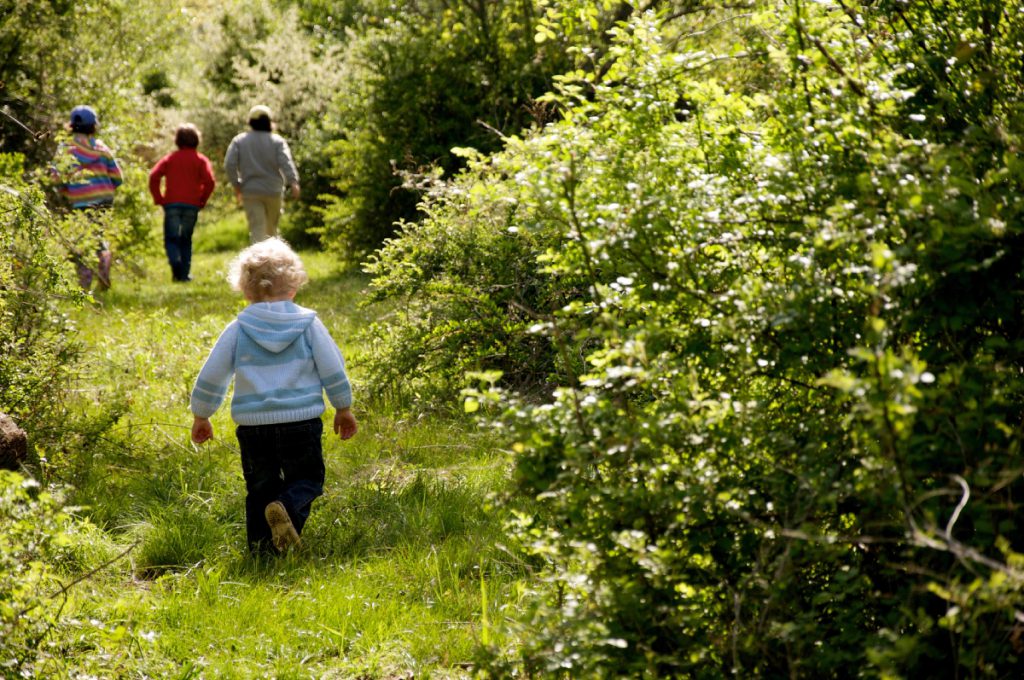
[235,417,325,554]
[162,204,199,281]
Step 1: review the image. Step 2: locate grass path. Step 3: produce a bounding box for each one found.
[56,219,522,678]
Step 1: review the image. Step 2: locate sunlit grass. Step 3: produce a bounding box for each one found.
[54,217,525,677]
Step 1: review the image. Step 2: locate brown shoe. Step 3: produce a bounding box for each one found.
[264,501,301,551]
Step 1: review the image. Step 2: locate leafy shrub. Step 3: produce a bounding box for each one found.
[0,154,85,460]
[366,4,1024,677]
[362,149,573,408]
[0,154,138,490]
[0,1,77,165]
[0,470,72,677]
[316,0,575,263]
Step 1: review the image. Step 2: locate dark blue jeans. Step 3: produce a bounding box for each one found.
[235,417,325,555]
[162,204,199,281]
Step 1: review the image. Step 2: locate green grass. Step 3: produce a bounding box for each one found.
[52,217,526,678]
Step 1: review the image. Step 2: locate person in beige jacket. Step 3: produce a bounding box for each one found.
[224,105,300,243]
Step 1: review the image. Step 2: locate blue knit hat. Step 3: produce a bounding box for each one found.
[70,105,97,127]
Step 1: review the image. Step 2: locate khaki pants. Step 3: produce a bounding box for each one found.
[242,193,283,243]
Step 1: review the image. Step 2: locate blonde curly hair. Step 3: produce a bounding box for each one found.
[228,237,308,301]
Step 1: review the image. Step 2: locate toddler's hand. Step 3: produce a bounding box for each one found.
[192,416,214,444]
[334,408,357,440]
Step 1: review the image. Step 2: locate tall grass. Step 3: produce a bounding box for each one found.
[49,215,527,677]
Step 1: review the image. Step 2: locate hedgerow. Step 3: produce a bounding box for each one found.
[364,3,1024,676]
[0,154,83,457]
[0,471,71,677]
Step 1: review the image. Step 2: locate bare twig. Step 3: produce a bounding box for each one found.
[475,119,508,141]
[46,540,141,603]
[0,106,43,138]
[944,474,970,539]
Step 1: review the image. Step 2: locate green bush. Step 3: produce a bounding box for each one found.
[0,154,85,461]
[362,156,572,408]
[366,4,1024,677]
[316,0,574,263]
[0,470,72,677]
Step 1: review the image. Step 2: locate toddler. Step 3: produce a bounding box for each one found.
[190,238,357,553]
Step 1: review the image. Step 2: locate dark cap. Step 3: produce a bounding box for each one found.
[70,105,97,127]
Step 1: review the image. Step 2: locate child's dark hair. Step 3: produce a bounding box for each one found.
[175,124,201,149]
[70,122,96,135]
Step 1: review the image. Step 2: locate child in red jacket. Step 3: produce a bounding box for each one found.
[148,124,216,282]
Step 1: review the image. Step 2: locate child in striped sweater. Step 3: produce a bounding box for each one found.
[190,238,358,554]
[51,105,122,291]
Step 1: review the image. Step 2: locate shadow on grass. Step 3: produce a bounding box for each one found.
[94,282,235,319]
[97,249,367,317]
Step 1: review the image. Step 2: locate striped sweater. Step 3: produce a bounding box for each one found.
[190,301,353,426]
[54,134,123,208]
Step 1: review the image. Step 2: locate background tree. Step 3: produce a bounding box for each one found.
[306,0,576,262]
[182,0,347,245]
[0,0,77,165]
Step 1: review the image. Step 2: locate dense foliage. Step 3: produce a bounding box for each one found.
[0,471,73,677]
[0,0,77,166]
[364,2,1024,676]
[0,155,84,458]
[298,0,577,261]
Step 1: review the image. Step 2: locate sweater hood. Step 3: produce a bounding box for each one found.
[237,301,316,353]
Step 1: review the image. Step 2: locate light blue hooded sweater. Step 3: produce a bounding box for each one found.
[190,301,352,426]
